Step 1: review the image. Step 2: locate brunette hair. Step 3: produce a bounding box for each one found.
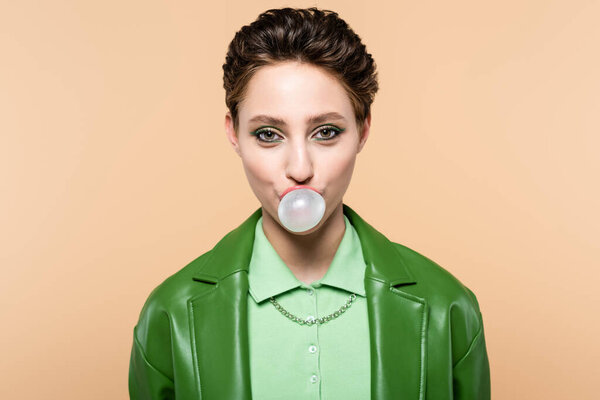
[222,7,379,133]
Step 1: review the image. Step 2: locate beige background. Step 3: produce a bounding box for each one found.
[1,0,599,398]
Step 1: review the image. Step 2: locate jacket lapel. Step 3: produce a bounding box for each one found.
[344,204,428,400]
[189,204,428,400]
[188,208,260,399]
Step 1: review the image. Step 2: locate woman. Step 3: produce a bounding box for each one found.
[129,7,490,399]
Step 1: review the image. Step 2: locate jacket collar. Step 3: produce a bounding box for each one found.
[189,203,427,400]
[192,203,417,286]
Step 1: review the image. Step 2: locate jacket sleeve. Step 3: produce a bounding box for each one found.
[129,325,175,400]
[452,289,491,400]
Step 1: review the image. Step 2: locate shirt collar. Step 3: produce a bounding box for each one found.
[248,214,367,304]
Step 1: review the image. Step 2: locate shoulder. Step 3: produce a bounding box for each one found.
[391,241,484,334]
[134,249,214,335]
[393,242,480,302]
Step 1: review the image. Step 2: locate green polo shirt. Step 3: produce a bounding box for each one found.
[247,214,370,399]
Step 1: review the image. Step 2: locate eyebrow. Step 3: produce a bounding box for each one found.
[248,112,346,126]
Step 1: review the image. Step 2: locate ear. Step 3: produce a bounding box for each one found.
[357,113,371,154]
[224,111,241,157]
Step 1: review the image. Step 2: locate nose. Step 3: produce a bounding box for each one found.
[285,138,314,185]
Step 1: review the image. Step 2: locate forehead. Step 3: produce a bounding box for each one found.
[238,61,354,124]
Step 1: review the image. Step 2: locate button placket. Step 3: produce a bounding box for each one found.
[305,284,317,324]
[307,286,321,390]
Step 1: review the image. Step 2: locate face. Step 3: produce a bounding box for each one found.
[225,61,370,234]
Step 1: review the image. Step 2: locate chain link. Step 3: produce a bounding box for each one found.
[269,293,357,326]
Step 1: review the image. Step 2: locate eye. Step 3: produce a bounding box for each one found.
[253,128,283,143]
[313,125,344,141]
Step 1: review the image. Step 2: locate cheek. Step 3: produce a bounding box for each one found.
[242,153,276,192]
[324,152,356,188]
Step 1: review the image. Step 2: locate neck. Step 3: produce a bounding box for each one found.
[260,202,346,285]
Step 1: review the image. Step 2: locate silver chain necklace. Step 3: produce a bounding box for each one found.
[269,293,357,326]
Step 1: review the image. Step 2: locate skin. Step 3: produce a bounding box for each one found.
[224,60,371,284]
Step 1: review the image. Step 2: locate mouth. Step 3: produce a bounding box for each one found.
[279,185,322,200]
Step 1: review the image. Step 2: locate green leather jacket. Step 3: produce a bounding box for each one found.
[129,204,491,399]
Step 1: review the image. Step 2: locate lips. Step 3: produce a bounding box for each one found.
[279,185,321,200]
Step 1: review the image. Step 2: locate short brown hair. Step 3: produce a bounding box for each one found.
[222,7,379,133]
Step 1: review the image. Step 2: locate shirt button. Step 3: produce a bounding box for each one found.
[306,289,314,295]
[310,374,319,383]
[308,345,317,353]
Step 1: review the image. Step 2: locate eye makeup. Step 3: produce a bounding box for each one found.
[249,124,346,143]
